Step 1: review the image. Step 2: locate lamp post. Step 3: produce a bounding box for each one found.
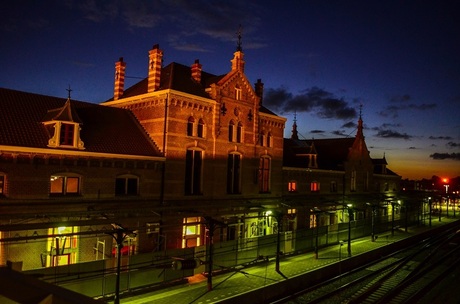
[274,211,283,273]
[428,197,432,228]
[311,207,321,259]
[108,224,136,304]
[346,204,353,257]
[366,203,376,242]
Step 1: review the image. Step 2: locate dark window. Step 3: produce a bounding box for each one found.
[228,121,235,142]
[236,122,243,143]
[227,154,241,194]
[60,123,74,145]
[258,157,270,193]
[267,132,272,147]
[185,150,202,195]
[187,117,195,136]
[197,119,204,138]
[115,176,138,195]
[330,181,337,192]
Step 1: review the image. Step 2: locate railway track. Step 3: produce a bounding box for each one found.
[274,225,460,304]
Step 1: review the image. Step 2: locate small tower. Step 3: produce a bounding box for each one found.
[231,26,245,72]
[114,57,126,100]
[291,112,299,140]
[148,44,163,92]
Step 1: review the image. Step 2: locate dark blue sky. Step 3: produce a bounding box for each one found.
[1,0,459,179]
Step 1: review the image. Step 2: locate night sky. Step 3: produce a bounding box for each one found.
[1,1,459,180]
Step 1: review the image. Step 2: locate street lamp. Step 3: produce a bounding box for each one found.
[346,204,353,257]
[366,203,376,242]
[428,197,432,228]
[311,207,321,259]
[390,201,400,236]
[107,224,136,304]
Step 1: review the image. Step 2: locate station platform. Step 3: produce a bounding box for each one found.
[116,217,459,304]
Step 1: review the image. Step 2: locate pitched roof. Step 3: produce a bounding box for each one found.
[283,137,355,170]
[106,61,280,118]
[110,62,218,100]
[0,88,162,157]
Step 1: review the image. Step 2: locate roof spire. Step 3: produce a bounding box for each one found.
[291,111,299,140]
[66,85,72,99]
[236,24,243,52]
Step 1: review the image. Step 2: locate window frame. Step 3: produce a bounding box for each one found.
[50,173,81,196]
[258,156,271,193]
[227,153,242,194]
[288,180,297,192]
[185,149,203,195]
[115,174,139,196]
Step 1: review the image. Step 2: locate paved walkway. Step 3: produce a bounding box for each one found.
[117,218,458,304]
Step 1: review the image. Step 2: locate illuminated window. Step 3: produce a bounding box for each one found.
[115,174,139,196]
[46,226,79,267]
[310,181,320,192]
[187,116,195,136]
[182,217,202,248]
[227,153,241,194]
[288,181,297,192]
[50,174,80,196]
[185,149,203,195]
[259,156,271,193]
[288,208,297,215]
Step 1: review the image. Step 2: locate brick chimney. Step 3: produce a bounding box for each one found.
[191,59,202,83]
[148,44,163,92]
[114,57,126,100]
[254,79,264,106]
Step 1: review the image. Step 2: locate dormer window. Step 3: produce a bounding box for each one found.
[42,99,85,150]
[60,123,75,145]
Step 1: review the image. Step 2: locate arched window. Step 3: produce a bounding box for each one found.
[115,174,139,196]
[50,173,81,196]
[228,120,235,142]
[259,131,266,146]
[187,117,195,136]
[236,122,243,143]
[267,132,272,147]
[197,119,205,138]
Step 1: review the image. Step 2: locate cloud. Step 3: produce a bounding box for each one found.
[375,130,412,140]
[263,86,357,120]
[390,94,411,103]
[341,121,356,128]
[429,136,454,140]
[408,147,416,149]
[311,129,325,134]
[429,153,460,160]
[378,93,437,118]
[447,141,459,148]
